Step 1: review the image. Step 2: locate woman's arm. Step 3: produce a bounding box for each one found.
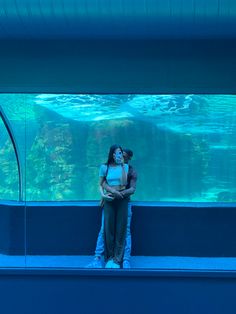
[99,178,106,198]
[99,177,114,201]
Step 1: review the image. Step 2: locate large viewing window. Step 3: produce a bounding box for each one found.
[0,93,236,202]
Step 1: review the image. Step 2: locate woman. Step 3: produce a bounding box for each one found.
[99,144,129,268]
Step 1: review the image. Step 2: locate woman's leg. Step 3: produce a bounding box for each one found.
[104,200,116,262]
[113,198,128,265]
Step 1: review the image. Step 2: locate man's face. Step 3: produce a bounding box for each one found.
[123,152,130,163]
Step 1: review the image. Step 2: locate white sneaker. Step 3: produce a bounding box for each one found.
[105,260,113,268]
[111,261,120,269]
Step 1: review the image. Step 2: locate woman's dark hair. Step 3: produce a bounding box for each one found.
[106,144,123,165]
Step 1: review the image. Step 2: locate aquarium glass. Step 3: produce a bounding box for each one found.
[0,94,236,202]
[0,93,236,269]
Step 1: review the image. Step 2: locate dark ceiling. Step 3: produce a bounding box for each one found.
[0,0,235,93]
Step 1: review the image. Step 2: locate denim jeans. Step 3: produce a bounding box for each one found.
[95,202,132,261]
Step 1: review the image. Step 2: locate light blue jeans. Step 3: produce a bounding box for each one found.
[95,203,132,261]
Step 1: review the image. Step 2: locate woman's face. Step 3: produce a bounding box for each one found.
[113,148,123,163]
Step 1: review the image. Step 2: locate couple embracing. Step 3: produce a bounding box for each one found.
[88,144,137,269]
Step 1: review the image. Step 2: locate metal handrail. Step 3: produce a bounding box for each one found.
[0,105,23,201]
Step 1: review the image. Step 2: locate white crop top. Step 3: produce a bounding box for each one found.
[99,164,129,186]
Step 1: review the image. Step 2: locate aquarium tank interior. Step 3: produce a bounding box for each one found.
[0,93,236,203]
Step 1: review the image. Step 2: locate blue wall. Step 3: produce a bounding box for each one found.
[1,201,236,257]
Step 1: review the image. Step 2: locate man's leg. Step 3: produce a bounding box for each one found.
[95,209,105,257]
[123,203,132,268]
[86,209,105,268]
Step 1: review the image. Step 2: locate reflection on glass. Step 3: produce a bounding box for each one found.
[0,116,19,200]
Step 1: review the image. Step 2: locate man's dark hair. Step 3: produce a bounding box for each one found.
[123,148,133,159]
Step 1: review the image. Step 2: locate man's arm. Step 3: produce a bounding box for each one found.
[121,170,137,198]
[120,179,136,198]
[102,181,124,199]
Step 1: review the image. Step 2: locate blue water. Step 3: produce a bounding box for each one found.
[0,94,236,202]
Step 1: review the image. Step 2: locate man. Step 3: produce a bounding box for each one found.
[87,148,137,269]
